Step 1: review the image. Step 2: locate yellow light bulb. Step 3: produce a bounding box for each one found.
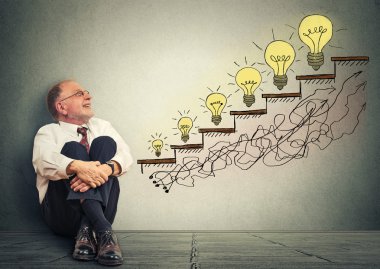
[177,117,193,143]
[235,67,262,107]
[206,93,227,126]
[298,14,333,71]
[152,139,163,157]
[264,40,296,90]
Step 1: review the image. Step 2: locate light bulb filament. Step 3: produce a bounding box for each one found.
[240,81,257,94]
[153,145,162,151]
[270,55,291,75]
[302,26,328,53]
[179,125,190,133]
[211,101,224,115]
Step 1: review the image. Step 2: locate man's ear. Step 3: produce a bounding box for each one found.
[56,102,68,116]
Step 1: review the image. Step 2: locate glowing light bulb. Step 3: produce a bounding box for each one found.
[152,139,163,157]
[235,67,262,107]
[206,93,227,126]
[298,14,333,71]
[264,40,295,90]
[177,116,193,143]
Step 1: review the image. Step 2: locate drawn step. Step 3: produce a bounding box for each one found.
[170,144,204,150]
[262,93,302,98]
[230,109,267,116]
[198,128,235,134]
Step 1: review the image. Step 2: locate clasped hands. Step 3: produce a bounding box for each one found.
[67,160,112,193]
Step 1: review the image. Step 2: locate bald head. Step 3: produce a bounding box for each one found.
[46,80,94,124]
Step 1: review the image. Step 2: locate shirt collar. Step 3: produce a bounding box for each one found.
[58,121,90,137]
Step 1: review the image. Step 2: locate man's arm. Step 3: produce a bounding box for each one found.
[33,126,75,180]
[69,160,122,192]
[33,125,110,188]
[66,160,109,188]
[67,119,129,193]
[69,120,133,193]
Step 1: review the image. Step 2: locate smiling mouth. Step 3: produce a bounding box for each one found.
[83,104,91,108]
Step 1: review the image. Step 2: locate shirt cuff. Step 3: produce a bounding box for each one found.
[61,157,75,179]
[111,155,132,176]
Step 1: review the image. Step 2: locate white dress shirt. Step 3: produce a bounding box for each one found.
[33,117,133,203]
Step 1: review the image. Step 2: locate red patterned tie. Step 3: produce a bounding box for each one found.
[77,127,90,153]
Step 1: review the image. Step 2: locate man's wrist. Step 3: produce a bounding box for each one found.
[106,161,114,175]
[66,160,79,176]
[109,160,122,176]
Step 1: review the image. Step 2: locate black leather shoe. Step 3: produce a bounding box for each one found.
[96,230,123,266]
[72,225,97,261]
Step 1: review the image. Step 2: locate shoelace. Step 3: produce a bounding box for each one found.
[99,230,115,247]
[77,226,91,241]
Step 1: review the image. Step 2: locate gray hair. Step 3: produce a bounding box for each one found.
[46,82,63,120]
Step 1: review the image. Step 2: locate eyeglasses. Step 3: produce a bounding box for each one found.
[59,90,90,102]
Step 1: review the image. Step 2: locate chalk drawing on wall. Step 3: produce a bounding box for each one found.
[137,14,369,193]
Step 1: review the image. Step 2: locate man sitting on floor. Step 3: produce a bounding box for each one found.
[33,80,133,266]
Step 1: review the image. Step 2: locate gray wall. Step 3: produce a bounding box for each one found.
[0,0,379,231]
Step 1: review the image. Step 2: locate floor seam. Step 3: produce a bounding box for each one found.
[189,233,200,269]
[47,254,70,263]
[249,234,334,263]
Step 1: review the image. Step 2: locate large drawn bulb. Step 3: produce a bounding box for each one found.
[299,14,333,71]
[235,67,262,107]
[206,93,227,126]
[264,40,295,90]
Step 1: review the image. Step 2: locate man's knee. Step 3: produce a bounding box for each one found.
[61,141,89,160]
[91,136,116,149]
[89,136,117,162]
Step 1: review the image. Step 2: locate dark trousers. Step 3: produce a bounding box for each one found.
[41,136,120,237]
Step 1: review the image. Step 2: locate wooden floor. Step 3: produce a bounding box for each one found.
[0,231,379,268]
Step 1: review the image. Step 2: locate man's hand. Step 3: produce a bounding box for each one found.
[70,176,91,192]
[67,160,109,188]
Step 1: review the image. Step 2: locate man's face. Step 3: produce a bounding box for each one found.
[57,81,94,124]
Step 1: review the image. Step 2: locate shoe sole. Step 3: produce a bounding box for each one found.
[97,258,123,266]
[72,253,96,261]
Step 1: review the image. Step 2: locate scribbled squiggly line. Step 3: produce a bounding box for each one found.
[150,71,366,192]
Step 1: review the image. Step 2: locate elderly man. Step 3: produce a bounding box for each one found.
[32,80,133,266]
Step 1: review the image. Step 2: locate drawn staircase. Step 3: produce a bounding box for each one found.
[137,56,369,175]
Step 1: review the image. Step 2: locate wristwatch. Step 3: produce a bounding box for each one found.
[106,161,114,175]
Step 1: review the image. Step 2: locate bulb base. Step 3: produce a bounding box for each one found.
[273,75,288,90]
[181,134,189,143]
[155,151,161,157]
[243,94,255,107]
[211,115,222,126]
[307,52,324,71]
